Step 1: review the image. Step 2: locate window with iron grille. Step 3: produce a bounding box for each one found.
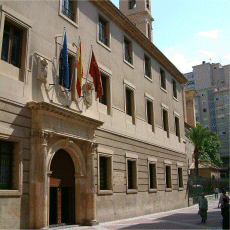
[1,22,22,68]
[99,156,108,190]
[178,167,183,188]
[124,37,132,64]
[165,165,172,188]
[61,0,75,21]
[127,160,136,189]
[144,55,151,78]
[0,140,13,189]
[149,163,157,189]
[98,17,108,46]
[160,69,166,90]
[172,79,177,98]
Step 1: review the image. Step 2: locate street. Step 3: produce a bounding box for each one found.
[52,198,223,230]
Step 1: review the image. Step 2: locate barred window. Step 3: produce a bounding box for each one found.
[98,17,108,46]
[61,0,76,22]
[0,140,13,189]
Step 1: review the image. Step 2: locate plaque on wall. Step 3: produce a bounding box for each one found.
[114,172,124,186]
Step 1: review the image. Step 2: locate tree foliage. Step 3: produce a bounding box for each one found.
[198,135,222,165]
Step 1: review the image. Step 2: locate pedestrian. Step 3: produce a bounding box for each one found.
[198,192,208,223]
[221,197,229,229]
[218,190,229,210]
[215,187,219,199]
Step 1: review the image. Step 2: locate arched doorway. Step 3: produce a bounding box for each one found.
[49,149,75,226]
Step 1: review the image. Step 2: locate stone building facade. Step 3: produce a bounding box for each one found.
[0,0,188,228]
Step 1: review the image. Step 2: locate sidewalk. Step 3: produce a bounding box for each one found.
[51,199,222,230]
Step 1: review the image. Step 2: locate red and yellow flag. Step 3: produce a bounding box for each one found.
[89,51,103,98]
[75,42,83,98]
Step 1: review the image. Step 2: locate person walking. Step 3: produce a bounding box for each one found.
[218,190,229,210]
[215,187,219,200]
[221,197,229,229]
[198,192,208,223]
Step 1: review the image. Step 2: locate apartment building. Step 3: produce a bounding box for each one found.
[0,0,188,228]
[184,62,230,169]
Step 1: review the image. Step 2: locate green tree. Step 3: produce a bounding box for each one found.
[199,135,222,165]
[185,122,217,177]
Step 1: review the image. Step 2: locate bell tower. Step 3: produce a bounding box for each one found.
[119,0,154,41]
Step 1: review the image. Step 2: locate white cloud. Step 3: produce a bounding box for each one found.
[199,50,215,58]
[222,54,230,62]
[197,29,219,39]
[169,53,200,73]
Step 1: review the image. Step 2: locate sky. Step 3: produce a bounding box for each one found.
[111,0,230,73]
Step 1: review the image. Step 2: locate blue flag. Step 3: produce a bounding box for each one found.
[60,31,70,88]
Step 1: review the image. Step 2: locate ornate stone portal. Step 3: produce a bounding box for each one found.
[28,102,103,229]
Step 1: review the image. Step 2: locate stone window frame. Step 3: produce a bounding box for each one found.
[97,146,113,195]
[164,160,172,192]
[145,93,155,132]
[97,13,111,51]
[177,162,184,190]
[98,65,112,116]
[126,152,138,194]
[124,79,136,125]
[0,4,32,82]
[123,34,134,68]
[59,0,79,28]
[174,111,180,142]
[162,103,169,138]
[0,129,23,197]
[148,157,157,193]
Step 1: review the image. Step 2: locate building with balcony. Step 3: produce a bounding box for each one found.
[0,0,188,228]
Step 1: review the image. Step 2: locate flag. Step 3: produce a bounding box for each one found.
[60,30,70,88]
[89,51,103,98]
[75,42,83,98]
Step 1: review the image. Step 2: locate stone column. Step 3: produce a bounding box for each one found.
[83,142,98,226]
[29,130,51,229]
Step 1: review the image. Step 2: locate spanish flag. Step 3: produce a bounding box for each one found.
[75,42,83,98]
[89,51,103,98]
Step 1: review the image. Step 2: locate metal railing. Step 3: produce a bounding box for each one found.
[62,5,75,21]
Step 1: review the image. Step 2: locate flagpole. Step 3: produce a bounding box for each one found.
[86,45,93,84]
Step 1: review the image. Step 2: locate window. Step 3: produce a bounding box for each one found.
[178,167,183,189]
[175,116,180,141]
[144,55,151,78]
[203,108,207,112]
[202,101,207,105]
[146,0,150,9]
[165,165,172,189]
[124,37,132,64]
[61,0,76,22]
[1,22,22,68]
[0,141,13,189]
[98,16,108,46]
[129,0,136,9]
[99,73,111,114]
[172,79,177,99]
[163,109,169,137]
[146,99,154,131]
[99,156,112,191]
[202,93,206,97]
[126,153,138,193]
[160,69,166,90]
[125,86,135,124]
[149,163,157,190]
